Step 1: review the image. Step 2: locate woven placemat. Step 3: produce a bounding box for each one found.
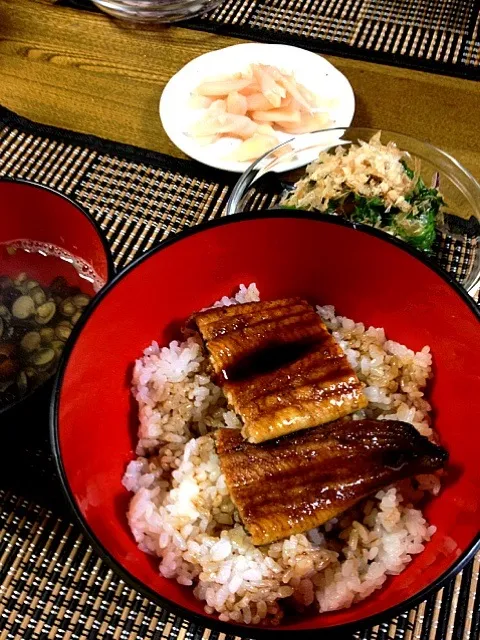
[0,105,478,640]
[62,0,480,79]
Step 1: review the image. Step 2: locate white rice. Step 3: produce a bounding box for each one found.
[123,283,440,625]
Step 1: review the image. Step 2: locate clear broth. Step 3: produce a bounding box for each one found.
[0,240,105,410]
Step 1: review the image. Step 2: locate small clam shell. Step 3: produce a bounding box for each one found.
[12,295,35,319]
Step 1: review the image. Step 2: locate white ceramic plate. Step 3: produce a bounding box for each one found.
[159,43,355,173]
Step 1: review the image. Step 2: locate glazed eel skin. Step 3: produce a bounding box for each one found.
[193,297,367,443]
[215,419,448,545]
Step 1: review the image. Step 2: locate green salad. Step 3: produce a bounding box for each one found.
[281,133,445,253]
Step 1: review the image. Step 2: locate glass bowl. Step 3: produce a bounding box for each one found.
[226,127,480,297]
[91,0,223,22]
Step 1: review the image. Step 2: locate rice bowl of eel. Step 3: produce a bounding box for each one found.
[51,211,480,637]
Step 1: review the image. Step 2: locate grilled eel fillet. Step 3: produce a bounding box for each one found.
[192,298,367,443]
[215,420,448,546]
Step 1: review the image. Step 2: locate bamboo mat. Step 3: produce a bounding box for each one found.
[63,0,480,79]
[0,105,479,639]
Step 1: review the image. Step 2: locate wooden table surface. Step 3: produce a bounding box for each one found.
[0,0,479,180]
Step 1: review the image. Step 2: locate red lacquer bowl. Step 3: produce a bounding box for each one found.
[0,178,114,418]
[51,212,480,638]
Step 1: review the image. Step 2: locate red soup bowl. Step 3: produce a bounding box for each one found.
[51,212,480,638]
[0,178,114,423]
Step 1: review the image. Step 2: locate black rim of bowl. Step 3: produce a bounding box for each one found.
[50,210,480,639]
[0,177,115,418]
